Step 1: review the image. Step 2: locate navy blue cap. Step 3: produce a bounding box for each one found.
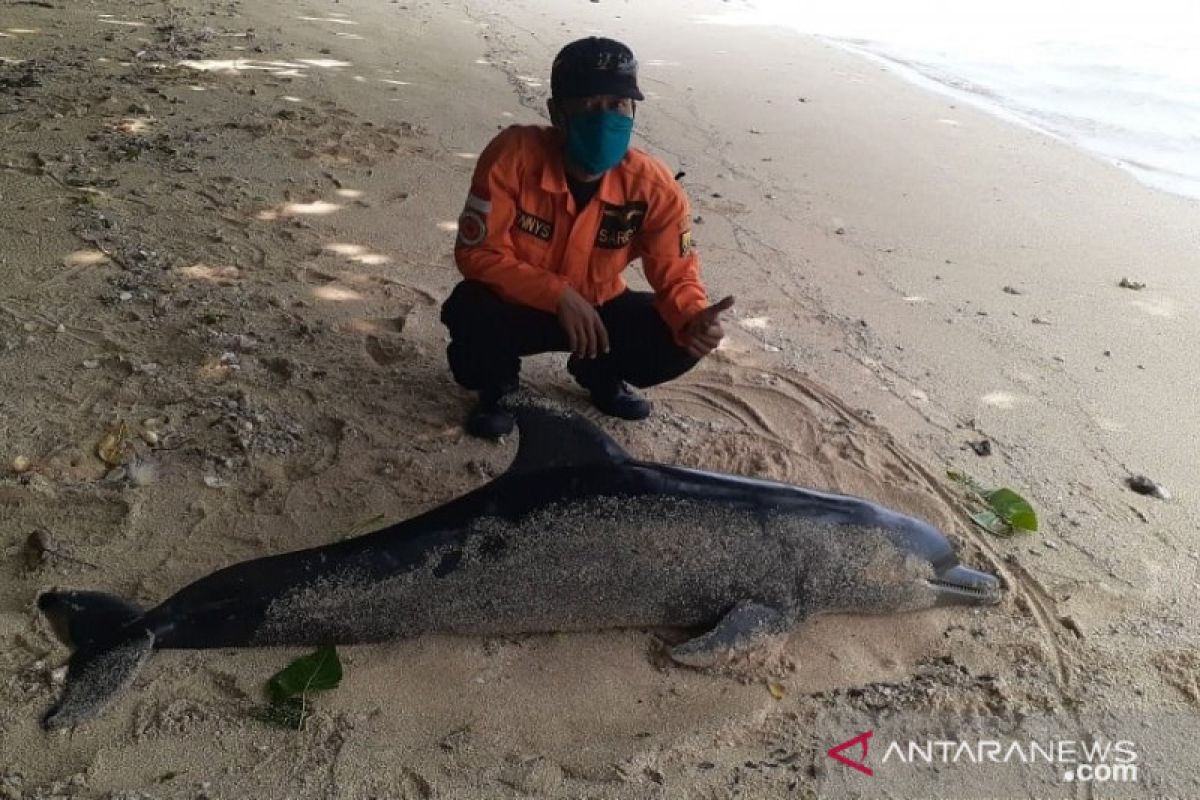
[551,37,645,102]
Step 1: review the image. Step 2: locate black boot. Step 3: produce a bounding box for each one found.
[568,358,651,420]
[465,384,516,439]
[588,380,652,420]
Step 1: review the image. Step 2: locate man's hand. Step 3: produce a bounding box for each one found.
[683,295,734,359]
[557,286,610,359]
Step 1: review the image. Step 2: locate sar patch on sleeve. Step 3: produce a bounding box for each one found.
[456,192,491,247]
[456,210,487,247]
[680,229,695,257]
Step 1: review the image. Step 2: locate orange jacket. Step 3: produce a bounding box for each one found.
[454,125,707,340]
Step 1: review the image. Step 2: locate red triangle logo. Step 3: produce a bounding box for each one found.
[827,730,874,776]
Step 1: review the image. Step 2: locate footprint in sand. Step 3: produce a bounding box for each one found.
[1153,650,1200,704]
[351,310,412,367]
[364,335,405,366]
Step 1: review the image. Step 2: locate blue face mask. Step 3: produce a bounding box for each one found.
[564,110,634,175]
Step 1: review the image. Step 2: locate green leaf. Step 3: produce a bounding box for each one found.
[251,697,311,730]
[970,510,1013,537]
[985,488,1038,532]
[950,468,1038,536]
[266,645,343,704]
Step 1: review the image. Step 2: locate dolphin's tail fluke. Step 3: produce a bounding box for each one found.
[37,590,155,730]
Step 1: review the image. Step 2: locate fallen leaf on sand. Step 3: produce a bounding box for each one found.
[96,421,128,466]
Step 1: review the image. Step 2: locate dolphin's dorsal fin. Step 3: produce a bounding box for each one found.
[505,401,631,474]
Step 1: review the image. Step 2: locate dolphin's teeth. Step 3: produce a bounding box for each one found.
[929,579,988,595]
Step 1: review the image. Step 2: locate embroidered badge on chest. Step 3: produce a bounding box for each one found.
[595,201,647,249]
[513,209,554,242]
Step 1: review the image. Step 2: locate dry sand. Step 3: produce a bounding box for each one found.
[1,0,1198,797]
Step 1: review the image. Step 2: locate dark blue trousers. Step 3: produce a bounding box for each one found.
[440,280,699,393]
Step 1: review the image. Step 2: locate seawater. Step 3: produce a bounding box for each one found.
[704,0,1200,201]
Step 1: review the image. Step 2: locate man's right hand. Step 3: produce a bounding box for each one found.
[557,286,610,359]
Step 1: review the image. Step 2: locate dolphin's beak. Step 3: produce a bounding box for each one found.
[930,564,1002,606]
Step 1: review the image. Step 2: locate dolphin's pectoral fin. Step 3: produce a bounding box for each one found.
[42,628,155,731]
[669,602,789,668]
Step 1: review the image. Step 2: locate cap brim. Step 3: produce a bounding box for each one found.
[553,74,645,103]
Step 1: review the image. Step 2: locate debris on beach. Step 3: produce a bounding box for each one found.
[1125,475,1170,500]
[253,645,344,730]
[23,529,99,570]
[1001,285,1023,295]
[23,530,54,570]
[947,470,1038,536]
[126,457,159,487]
[96,421,128,466]
[968,439,992,457]
[1118,277,1146,290]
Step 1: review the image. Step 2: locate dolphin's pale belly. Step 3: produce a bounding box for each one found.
[252,495,935,646]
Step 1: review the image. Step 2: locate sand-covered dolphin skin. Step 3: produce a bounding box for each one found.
[38,401,1000,729]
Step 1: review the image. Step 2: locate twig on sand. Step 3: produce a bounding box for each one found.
[25,530,100,570]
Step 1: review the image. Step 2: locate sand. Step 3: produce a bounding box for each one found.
[1,0,1198,796]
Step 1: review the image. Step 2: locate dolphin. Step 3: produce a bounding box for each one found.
[37,401,1000,729]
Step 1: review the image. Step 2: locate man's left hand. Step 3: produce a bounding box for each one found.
[683,295,734,359]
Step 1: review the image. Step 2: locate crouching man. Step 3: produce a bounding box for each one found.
[441,36,732,438]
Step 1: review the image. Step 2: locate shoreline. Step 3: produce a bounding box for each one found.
[2,0,1198,796]
[694,0,1200,204]
[831,38,1200,205]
